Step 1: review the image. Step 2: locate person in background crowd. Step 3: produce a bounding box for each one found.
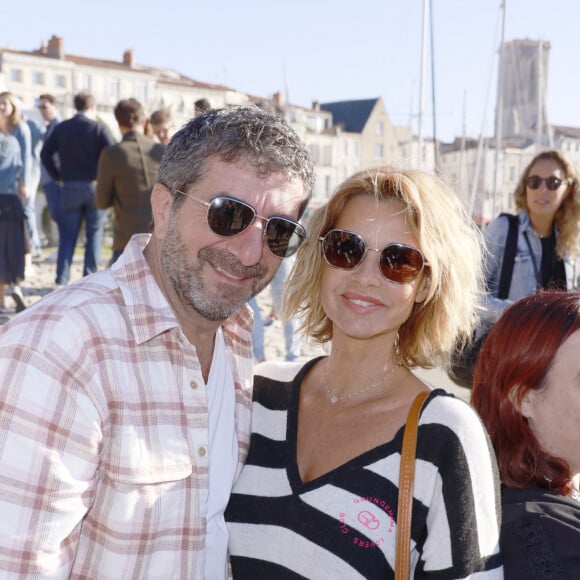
[0,105,314,579]
[0,91,30,311]
[24,110,44,257]
[472,290,580,578]
[0,129,26,314]
[195,98,212,116]
[40,91,115,286]
[37,94,63,250]
[96,98,166,263]
[148,107,175,145]
[226,167,503,578]
[482,149,580,325]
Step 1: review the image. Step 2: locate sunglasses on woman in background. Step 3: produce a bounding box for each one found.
[525,175,568,191]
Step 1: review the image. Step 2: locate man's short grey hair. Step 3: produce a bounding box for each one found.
[157,105,315,216]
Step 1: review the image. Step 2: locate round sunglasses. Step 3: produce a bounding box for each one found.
[175,191,306,258]
[525,175,568,191]
[319,228,426,283]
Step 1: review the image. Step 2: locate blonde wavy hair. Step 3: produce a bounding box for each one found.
[514,149,580,259]
[0,92,22,132]
[284,166,485,368]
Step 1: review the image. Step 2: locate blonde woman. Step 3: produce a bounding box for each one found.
[483,149,580,325]
[226,167,503,578]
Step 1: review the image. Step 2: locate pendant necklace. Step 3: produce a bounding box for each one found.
[323,359,401,404]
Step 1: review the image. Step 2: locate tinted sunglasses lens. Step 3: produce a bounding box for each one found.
[207,197,255,236]
[546,176,564,190]
[526,175,565,190]
[380,244,424,282]
[322,230,365,269]
[265,219,306,258]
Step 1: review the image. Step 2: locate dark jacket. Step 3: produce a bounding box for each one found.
[501,486,580,578]
[95,131,165,251]
[40,113,115,182]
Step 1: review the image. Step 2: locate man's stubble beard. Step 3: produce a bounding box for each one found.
[161,219,271,321]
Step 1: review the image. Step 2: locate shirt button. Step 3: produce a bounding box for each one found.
[198,446,207,457]
[190,380,199,390]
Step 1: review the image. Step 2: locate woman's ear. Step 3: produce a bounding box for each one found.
[414,271,430,304]
[509,384,535,419]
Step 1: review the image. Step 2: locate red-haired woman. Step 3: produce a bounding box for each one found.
[472,290,580,578]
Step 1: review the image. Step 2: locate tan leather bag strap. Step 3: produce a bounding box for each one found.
[395,390,430,580]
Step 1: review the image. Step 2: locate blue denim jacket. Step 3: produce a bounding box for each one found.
[482,210,580,323]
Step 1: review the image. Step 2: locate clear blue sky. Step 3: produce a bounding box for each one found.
[1,0,578,142]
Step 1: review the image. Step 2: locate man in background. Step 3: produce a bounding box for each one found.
[40,91,114,285]
[37,94,62,251]
[96,98,165,263]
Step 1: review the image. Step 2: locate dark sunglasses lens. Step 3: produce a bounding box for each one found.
[380,245,424,282]
[265,219,306,258]
[546,176,563,190]
[526,175,565,190]
[322,230,365,269]
[207,197,255,236]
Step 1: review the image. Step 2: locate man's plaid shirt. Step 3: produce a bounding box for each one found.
[0,234,253,578]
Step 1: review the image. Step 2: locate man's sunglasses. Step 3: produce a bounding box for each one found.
[319,229,426,283]
[525,175,568,191]
[175,191,306,258]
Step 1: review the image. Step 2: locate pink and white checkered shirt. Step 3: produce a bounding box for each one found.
[0,234,254,579]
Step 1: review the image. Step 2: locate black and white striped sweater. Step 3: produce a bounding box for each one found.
[226,358,503,579]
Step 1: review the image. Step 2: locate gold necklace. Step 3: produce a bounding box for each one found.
[323,359,401,404]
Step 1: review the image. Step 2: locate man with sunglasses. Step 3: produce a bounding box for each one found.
[0,105,314,579]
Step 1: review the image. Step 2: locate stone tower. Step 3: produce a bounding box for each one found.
[497,38,551,141]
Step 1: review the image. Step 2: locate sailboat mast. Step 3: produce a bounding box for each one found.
[492,0,507,217]
[417,0,428,169]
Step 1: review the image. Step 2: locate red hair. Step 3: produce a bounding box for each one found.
[471,290,580,494]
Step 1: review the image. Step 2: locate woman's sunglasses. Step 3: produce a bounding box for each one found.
[525,175,568,191]
[175,191,306,258]
[319,229,426,283]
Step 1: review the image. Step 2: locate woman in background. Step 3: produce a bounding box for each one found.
[226,167,503,578]
[483,150,580,326]
[472,290,580,577]
[0,128,26,313]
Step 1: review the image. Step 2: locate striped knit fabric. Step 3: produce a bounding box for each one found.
[226,358,504,579]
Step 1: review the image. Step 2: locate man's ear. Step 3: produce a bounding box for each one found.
[151,184,173,239]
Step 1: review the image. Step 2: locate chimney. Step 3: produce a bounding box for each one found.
[39,41,47,55]
[123,49,134,67]
[272,91,284,107]
[46,35,64,59]
[312,100,320,112]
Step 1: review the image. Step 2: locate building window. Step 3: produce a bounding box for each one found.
[108,79,120,99]
[10,69,22,82]
[376,121,384,135]
[322,145,332,165]
[55,74,66,88]
[79,74,92,90]
[375,144,384,159]
[309,144,320,164]
[509,166,515,181]
[32,71,44,85]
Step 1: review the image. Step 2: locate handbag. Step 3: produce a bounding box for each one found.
[395,390,430,580]
[448,213,519,388]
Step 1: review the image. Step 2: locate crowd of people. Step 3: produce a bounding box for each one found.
[0,94,579,578]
